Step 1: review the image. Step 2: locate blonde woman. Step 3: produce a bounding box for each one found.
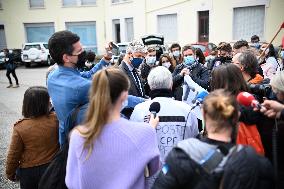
[65,68,160,189]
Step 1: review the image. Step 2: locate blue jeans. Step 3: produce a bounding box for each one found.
[18,163,49,189]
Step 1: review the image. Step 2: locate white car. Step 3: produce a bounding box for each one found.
[21,42,51,67]
[110,42,130,64]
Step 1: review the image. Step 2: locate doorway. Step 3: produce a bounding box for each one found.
[198,11,209,42]
[112,19,121,43]
[0,25,7,50]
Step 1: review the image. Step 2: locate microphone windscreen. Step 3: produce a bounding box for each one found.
[149,102,161,113]
[236,92,256,107]
[196,91,209,102]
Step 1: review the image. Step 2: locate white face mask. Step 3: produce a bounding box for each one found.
[261,47,269,55]
[146,56,156,65]
[162,62,171,69]
[173,50,180,57]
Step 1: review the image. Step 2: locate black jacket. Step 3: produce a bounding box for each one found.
[172,63,210,101]
[153,137,274,189]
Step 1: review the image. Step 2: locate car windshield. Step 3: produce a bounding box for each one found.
[43,44,48,49]
[192,45,206,52]
[118,45,128,54]
[24,44,41,50]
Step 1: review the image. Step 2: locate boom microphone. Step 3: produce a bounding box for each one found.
[149,102,161,118]
[236,92,261,109]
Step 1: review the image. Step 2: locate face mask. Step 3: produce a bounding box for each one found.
[252,43,260,49]
[162,62,171,69]
[146,56,156,65]
[261,48,269,55]
[184,56,195,66]
[76,51,86,68]
[281,51,284,59]
[173,50,180,57]
[131,57,144,68]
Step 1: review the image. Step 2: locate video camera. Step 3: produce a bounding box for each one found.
[248,83,272,101]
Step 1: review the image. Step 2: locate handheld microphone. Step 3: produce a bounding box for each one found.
[149,102,161,118]
[236,92,261,109]
[191,91,209,110]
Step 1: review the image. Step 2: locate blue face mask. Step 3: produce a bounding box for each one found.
[184,56,195,66]
[131,57,144,68]
[252,42,260,49]
[281,51,284,59]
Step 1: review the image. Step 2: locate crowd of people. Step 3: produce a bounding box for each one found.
[4,30,284,189]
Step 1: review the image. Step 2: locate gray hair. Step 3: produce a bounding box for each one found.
[126,39,146,54]
[147,66,173,90]
[271,71,284,93]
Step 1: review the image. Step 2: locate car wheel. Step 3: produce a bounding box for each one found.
[25,62,31,68]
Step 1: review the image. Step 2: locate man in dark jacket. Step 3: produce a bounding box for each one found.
[172,45,209,101]
[4,49,19,88]
[119,40,146,98]
[207,42,232,72]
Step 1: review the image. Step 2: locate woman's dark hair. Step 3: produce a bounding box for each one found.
[238,51,259,78]
[170,43,181,52]
[22,86,50,118]
[267,44,277,59]
[217,42,232,53]
[86,51,96,62]
[158,53,175,72]
[48,30,80,65]
[195,48,206,64]
[210,64,249,95]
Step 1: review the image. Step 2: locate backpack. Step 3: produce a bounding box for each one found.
[38,104,86,189]
[177,138,274,189]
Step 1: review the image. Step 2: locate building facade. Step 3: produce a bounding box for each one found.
[0,0,283,54]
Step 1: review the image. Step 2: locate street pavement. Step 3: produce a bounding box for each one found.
[0,65,47,188]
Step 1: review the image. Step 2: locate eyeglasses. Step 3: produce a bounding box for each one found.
[69,50,85,57]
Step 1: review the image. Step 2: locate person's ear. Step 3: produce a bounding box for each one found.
[120,91,128,102]
[63,54,70,63]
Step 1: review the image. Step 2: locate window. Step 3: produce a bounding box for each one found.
[157,14,177,43]
[66,22,97,53]
[62,0,96,6]
[233,5,265,40]
[29,0,44,8]
[24,23,55,43]
[81,0,96,5]
[112,19,121,43]
[63,0,77,6]
[125,18,134,42]
[111,0,129,4]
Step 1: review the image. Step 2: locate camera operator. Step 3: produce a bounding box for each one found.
[233,50,272,102]
[207,42,232,72]
[172,45,210,101]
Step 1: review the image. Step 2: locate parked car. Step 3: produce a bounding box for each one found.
[21,42,52,67]
[191,42,217,57]
[111,42,130,64]
[0,49,22,69]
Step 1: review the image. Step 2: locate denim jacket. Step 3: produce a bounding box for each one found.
[47,66,91,144]
[80,58,110,79]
